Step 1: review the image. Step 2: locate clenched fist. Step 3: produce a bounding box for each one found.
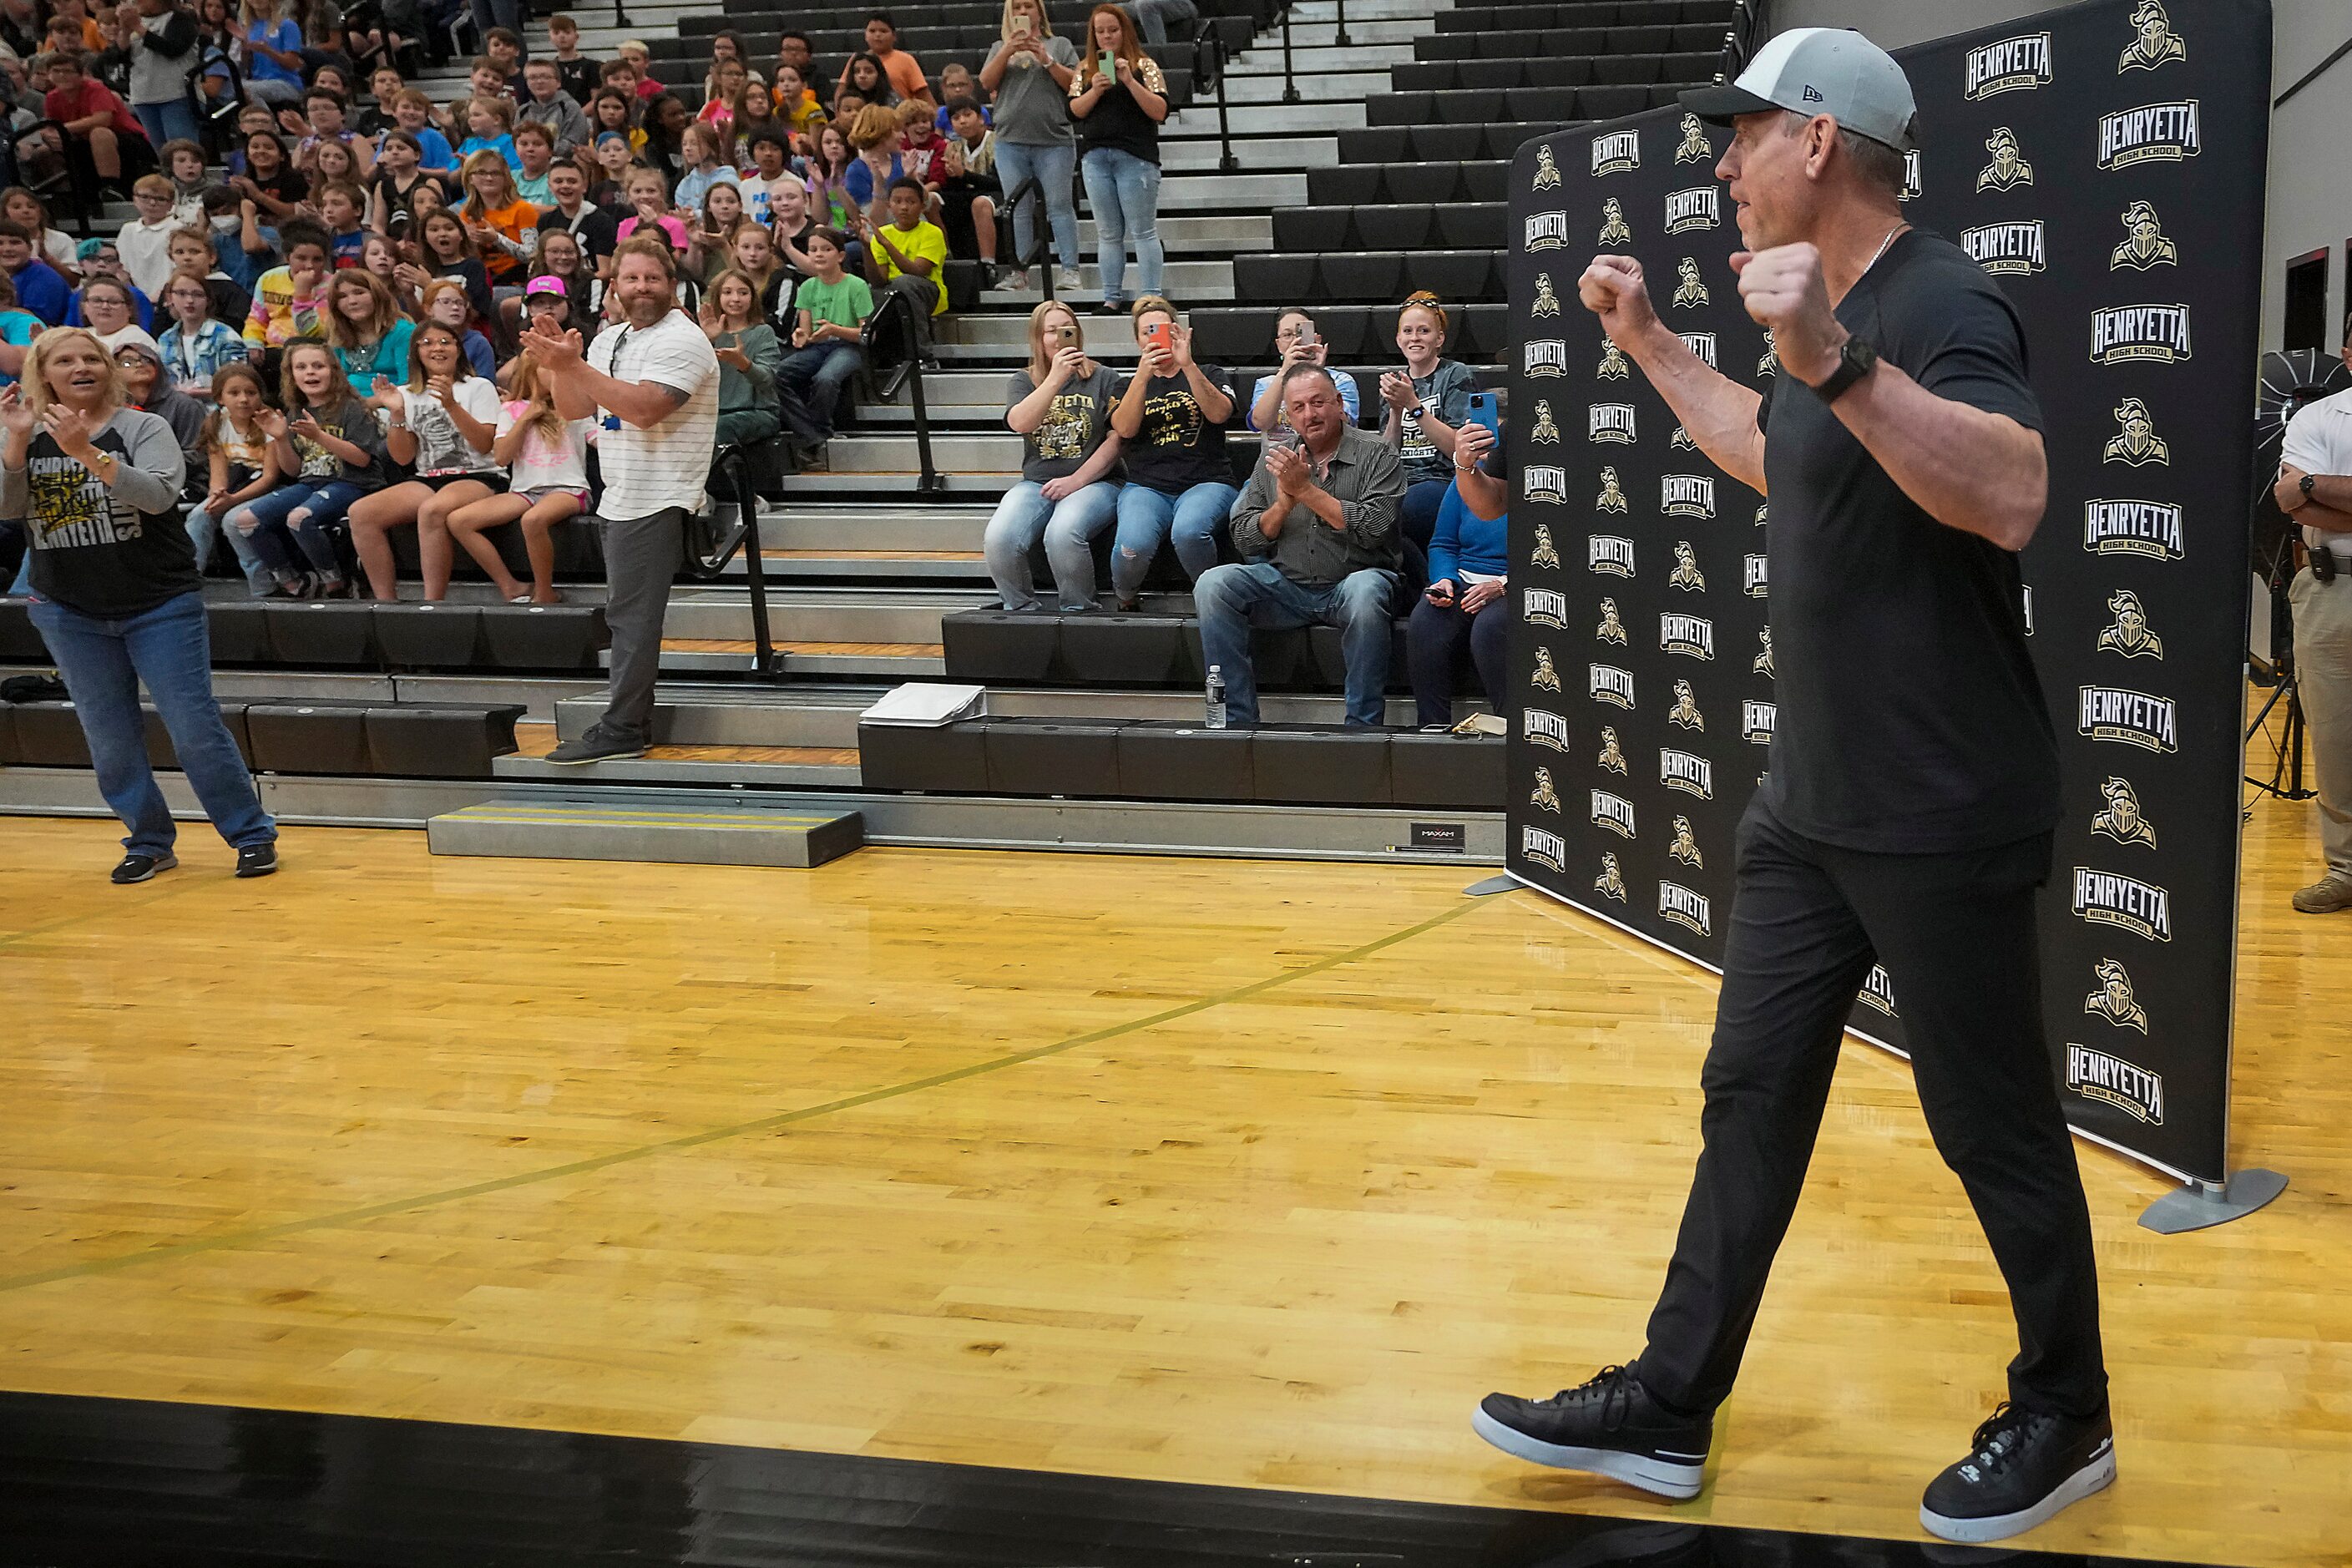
[1731,242,1846,387]
[1578,254,1657,350]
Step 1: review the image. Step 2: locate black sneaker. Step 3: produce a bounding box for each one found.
[544,723,649,765]
[111,851,178,884]
[1920,1402,2116,1544]
[235,842,279,878]
[1472,1364,1712,1500]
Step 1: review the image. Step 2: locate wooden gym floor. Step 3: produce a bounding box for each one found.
[0,794,2347,1565]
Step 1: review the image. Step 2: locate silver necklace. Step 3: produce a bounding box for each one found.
[1864,222,1907,274]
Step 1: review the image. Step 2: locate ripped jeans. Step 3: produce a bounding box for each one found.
[225,478,369,586]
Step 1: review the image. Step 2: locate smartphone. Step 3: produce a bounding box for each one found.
[1466,390,1501,438]
[1012,12,1032,35]
[1141,319,1172,359]
[1099,51,1116,77]
[1294,323,1317,348]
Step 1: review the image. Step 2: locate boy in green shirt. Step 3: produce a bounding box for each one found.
[779,227,875,451]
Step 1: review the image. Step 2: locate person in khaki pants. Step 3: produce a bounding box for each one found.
[2274,324,2352,913]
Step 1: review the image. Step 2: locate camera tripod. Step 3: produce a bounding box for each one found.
[2247,537,2314,803]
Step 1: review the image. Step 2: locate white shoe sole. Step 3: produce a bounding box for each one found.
[1470,1407,1706,1500]
[1920,1449,2117,1544]
[114,854,178,883]
[542,746,647,766]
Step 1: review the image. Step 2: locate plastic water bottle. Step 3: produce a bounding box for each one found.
[1205,665,1227,729]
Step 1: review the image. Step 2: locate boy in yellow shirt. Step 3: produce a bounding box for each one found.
[853,175,946,355]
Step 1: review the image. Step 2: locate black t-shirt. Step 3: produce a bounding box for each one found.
[554,54,599,107]
[534,200,619,260]
[1758,228,2056,853]
[248,164,310,206]
[1118,362,1234,493]
[19,413,199,619]
[370,169,448,240]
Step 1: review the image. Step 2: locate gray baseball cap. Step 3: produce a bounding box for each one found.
[1680,27,1917,152]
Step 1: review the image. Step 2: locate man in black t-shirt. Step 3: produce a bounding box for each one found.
[1473,29,2111,1548]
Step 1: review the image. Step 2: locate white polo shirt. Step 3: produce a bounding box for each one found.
[2283,385,2352,564]
[584,307,720,519]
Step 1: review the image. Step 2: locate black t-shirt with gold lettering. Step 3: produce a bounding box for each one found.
[1758,228,2057,854]
[1116,362,1235,494]
[1007,364,1120,484]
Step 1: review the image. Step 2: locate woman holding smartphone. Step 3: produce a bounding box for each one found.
[1067,3,1167,315]
[1406,416,1508,731]
[981,0,1082,292]
[1247,307,1360,434]
[984,299,1122,612]
[1106,296,1236,609]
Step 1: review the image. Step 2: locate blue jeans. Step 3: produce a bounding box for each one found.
[1111,480,1234,603]
[134,98,202,149]
[777,340,862,438]
[983,478,1120,610]
[186,503,276,596]
[1194,561,1398,728]
[28,589,275,855]
[228,479,368,581]
[1080,148,1162,303]
[993,138,1080,273]
[1401,477,1450,552]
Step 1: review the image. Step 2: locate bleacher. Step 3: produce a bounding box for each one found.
[0,0,1733,859]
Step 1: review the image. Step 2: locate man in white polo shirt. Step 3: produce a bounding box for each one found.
[521,237,720,765]
[2274,320,2352,912]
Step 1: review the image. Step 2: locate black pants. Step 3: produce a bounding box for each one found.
[1638,794,2107,1421]
[1405,592,1506,728]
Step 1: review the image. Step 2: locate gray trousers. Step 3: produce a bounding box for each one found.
[598,507,685,739]
[2291,564,2352,875]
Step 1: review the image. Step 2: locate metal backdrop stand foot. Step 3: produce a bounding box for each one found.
[1464,875,1516,896]
[2138,1168,2289,1234]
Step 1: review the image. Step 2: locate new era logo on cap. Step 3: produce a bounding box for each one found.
[1681,27,1919,152]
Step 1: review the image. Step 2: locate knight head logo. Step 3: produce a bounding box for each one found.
[1533,271,1562,316]
[2121,0,2185,71]
[2111,200,2178,271]
[1669,679,1704,731]
[2103,398,2169,466]
[1598,338,1631,380]
[2092,776,2157,847]
[2086,959,2150,1032]
[1668,539,1706,591]
[1596,597,1627,645]
[1595,852,1628,901]
[1978,126,2033,191]
[1531,766,1562,813]
[1533,645,1562,691]
[1753,625,1775,677]
[2097,589,2163,659]
[1534,144,1562,189]
[1758,327,1778,377]
[1668,815,1703,867]
[1672,255,1709,309]
[1531,400,1560,444]
[1597,196,1632,247]
[1531,522,1562,570]
[1674,112,1712,164]
[1597,726,1627,773]
[1596,466,1628,513]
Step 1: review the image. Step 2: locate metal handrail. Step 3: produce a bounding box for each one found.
[998,173,1057,302]
[1280,2,1298,104]
[860,291,948,498]
[1193,30,1238,175]
[1331,0,1350,50]
[695,445,777,677]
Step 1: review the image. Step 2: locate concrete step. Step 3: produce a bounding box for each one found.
[1166,102,1366,138]
[761,505,994,551]
[665,589,964,643]
[1161,136,1339,172]
[748,549,991,581]
[427,799,865,865]
[1215,73,1390,104]
[554,691,874,746]
[823,432,1024,473]
[979,259,1237,302]
[1237,23,1432,50]
[1154,171,1309,208]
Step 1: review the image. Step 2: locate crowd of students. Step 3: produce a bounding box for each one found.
[987,290,1508,731]
[0,0,1189,604]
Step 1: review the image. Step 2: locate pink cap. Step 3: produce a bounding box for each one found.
[524,275,568,298]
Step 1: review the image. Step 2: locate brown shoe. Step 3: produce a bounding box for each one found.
[2291,873,2352,913]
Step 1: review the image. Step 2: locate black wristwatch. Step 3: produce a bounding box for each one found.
[2301,473,2318,503]
[1813,336,1878,404]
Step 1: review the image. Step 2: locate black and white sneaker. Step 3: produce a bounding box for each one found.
[1472,1364,1712,1500]
[543,724,649,766]
[1920,1402,2116,1544]
[235,842,279,878]
[111,851,178,884]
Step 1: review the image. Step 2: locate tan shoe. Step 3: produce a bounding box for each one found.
[2291,873,2352,913]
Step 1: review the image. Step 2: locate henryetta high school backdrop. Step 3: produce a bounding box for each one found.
[1504,0,2269,1186]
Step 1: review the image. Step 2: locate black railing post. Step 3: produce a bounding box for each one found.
[907,343,945,498]
[615,0,631,35]
[1332,0,1351,50]
[1281,3,1299,104]
[1196,34,1237,175]
[739,498,776,678]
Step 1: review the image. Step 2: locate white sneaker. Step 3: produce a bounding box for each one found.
[1058,266,1084,291]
